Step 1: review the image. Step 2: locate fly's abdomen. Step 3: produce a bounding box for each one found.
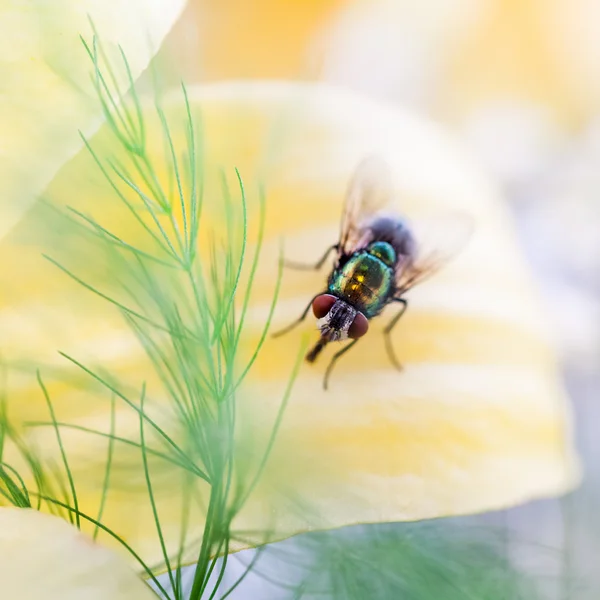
[330,252,394,317]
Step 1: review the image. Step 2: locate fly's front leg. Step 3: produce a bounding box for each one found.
[272,293,324,338]
[284,244,338,271]
[323,338,359,391]
[383,298,408,371]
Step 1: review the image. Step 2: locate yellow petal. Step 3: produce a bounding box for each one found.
[0,508,157,599]
[0,0,187,238]
[0,82,579,567]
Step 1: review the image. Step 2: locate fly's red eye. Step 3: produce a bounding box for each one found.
[349,312,369,339]
[312,294,337,318]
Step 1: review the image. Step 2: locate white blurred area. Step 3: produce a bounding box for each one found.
[315,0,600,174]
[515,120,600,371]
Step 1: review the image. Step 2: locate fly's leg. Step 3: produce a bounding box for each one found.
[323,339,359,391]
[285,244,338,270]
[384,298,408,371]
[272,293,324,338]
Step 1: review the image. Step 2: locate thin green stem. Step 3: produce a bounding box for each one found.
[139,383,177,593]
[94,394,116,540]
[37,371,80,530]
[233,335,307,514]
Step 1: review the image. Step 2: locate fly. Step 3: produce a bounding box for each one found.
[273,156,472,390]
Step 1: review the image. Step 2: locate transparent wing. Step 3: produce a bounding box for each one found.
[395,211,474,295]
[339,155,396,255]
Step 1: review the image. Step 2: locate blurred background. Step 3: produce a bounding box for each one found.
[150,1,599,597]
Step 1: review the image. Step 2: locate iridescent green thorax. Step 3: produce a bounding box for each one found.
[367,240,396,267]
[328,243,396,318]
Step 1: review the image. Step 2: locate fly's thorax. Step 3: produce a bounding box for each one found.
[367,241,396,267]
[330,251,395,318]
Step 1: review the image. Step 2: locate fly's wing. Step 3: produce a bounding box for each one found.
[338,155,396,256]
[395,212,474,295]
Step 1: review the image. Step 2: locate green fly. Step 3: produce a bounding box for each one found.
[274,156,471,390]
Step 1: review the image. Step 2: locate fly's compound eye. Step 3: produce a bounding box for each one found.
[348,312,369,339]
[312,294,337,318]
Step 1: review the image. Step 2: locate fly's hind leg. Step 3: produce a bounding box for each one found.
[323,339,359,391]
[284,244,338,270]
[383,298,408,371]
[272,293,324,338]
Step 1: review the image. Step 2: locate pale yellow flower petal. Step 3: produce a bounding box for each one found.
[0,0,187,238]
[0,82,579,567]
[0,508,157,599]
